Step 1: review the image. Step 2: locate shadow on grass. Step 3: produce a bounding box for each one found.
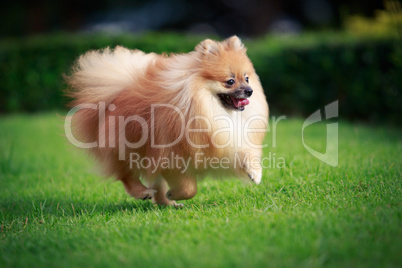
[0,196,169,222]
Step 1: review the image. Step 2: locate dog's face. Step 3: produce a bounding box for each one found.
[196,36,255,112]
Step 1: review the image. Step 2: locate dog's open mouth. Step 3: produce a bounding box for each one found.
[218,93,250,111]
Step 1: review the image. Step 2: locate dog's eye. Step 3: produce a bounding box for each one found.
[245,77,249,83]
[226,79,235,86]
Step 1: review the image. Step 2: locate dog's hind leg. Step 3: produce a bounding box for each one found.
[105,157,155,200]
[120,174,156,200]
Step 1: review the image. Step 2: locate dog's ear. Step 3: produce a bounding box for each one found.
[223,35,245,50]
[195,39,219,55]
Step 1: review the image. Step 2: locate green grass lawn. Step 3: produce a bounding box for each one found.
[0,112,400,268]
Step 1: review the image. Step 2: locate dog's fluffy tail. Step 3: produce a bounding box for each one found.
[66,46,156,106]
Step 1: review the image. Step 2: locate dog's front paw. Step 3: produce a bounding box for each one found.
[172,201,184,208]
[131,188,157,200]
[152,198,184,208]
[247,168,262,185]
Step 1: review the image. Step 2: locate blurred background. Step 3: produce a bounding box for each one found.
[0,0,401,123]
[0,0,390,37]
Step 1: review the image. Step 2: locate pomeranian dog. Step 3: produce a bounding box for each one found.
[66,36,268,207]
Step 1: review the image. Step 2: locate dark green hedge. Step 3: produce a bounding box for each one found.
[0,33,204,113]
[0,32,400,123]
[249,35,401,123]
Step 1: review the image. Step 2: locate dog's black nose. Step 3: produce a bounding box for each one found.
[244,88,253,97]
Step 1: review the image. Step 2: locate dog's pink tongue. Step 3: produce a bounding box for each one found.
[231,97,250,108]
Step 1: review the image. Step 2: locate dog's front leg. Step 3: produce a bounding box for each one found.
[238,151,263,185]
